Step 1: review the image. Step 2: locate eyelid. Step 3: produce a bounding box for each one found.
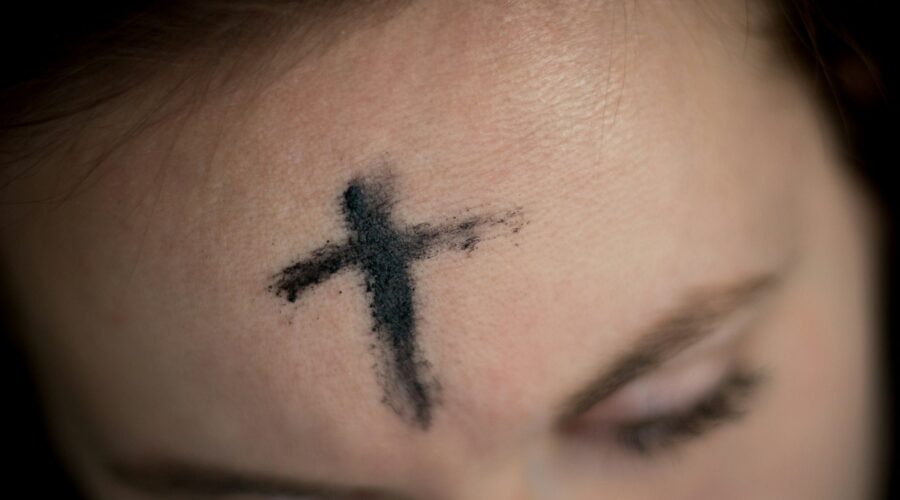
[565,299,765,435]
[578,312,757,424]
[615,369,763,455]
[584,354,734,422]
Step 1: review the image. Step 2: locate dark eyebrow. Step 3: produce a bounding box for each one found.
[108,459,411,500]
[555,271,784,423]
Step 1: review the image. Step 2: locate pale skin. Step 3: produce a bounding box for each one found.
[0,1,882,499]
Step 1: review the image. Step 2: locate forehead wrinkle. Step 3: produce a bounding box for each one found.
[49,0,640,219]
[242,1,634,187]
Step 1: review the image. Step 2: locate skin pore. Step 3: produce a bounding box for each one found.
[0,1,881,499]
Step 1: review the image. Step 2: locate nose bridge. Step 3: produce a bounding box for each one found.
[453,462,534,500]
[436,444,562,500]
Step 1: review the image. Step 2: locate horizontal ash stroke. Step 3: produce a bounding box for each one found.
[270,210,523,303]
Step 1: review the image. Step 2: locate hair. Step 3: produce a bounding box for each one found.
[0,1,411,200]
[0,1,893,498]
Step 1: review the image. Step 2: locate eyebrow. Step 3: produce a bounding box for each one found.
[108,459,411,500]
[555,271,783,422]
[109,272,784,498]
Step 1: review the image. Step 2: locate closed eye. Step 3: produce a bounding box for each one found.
[612,368,764,455]
[554,269,786,460]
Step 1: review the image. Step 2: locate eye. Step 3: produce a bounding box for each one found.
[564,359,768,458]
[613,369,763,455]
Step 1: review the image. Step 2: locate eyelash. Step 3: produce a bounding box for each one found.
[613,370,764,456]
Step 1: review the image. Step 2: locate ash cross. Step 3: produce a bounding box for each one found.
[270,174,523,429]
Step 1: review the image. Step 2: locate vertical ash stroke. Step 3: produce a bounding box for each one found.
[270,174,525,429]
[341,181,433,427]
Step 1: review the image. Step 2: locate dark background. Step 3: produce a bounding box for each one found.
[1,1,896,498]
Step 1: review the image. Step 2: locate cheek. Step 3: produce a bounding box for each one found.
[733,283,874,500]
[773,144,882,499]
[704,170,879,499]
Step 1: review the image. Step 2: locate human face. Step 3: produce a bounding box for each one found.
[0,1,881,499]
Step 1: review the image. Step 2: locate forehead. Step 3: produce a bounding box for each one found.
[3,0,804,488]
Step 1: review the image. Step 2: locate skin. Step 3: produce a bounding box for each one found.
[0,1,882,499]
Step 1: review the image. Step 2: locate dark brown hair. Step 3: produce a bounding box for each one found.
[0,0,408,196]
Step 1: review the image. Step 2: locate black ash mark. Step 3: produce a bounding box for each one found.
[269,175,524,429]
